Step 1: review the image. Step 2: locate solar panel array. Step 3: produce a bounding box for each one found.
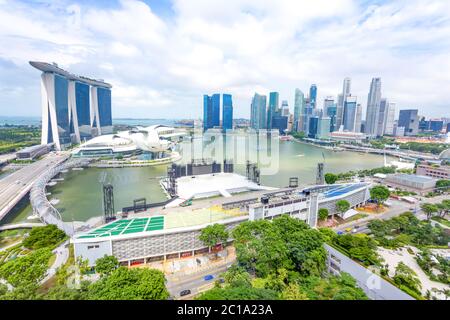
[322,183,366,198]
[77,216,165,239]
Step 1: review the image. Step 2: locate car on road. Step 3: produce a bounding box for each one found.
[180,289,191,296]
[204,275,214,281]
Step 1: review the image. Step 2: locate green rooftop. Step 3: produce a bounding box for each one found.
[77,216,165,239]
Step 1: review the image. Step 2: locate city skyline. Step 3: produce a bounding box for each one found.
[1,0,450,120]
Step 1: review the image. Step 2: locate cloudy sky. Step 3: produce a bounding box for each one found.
[0,0,449,119]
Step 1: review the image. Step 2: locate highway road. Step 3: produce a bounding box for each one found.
[166,261,234,299]
[0,152,68,221]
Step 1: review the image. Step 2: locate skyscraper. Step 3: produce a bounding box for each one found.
[323,96,335,116]
[398,109,419,136]
[267,92,279,129]
[211,93,221,128]
[281,100,289,117]
[318,117,331,139]
[342,95,358,132]
[355,104,362,133]
[293,88,305,132]
[30,61,112,150]
[308,116,319,138]
[336,77,351,130]
[365,77,382,136]
[203,95,213,132]
[309,84,317,109]
[250,93,267,131]
[376,98,392,136]
[222,94,233,131]
[384,102,396,135]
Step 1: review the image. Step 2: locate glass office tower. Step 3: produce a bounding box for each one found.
[309,84,317,109]
[211,94,221,128]
[267,92,279,129]
[222,94,233,131]
[250,93,267,131]
[203,95,213,132]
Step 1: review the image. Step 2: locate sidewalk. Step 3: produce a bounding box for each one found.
[40,240,70,285]
[143,247,236,278]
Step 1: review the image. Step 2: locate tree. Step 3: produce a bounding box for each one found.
[22,224,66,250]
[318,208,329,221]
[335,200,350,220]
[438,199,450,218]
[393,262,422,294]
[199,224,229,252]
[88,267,169,300]
[0,248,52,287]
[324,173,338,185]
[95,255,119,276]
[370,185,390,207]
[421,203,438,220]
[280,283,308,300]
[435,179,450,192]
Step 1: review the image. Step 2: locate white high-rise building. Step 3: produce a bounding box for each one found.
[336,77,351,130]
[293,88,306,132]
[376,98,388,136]
[365,78,382,136]
[355,104,362,133]
[384,102,396,135]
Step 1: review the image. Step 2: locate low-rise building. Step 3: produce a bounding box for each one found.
[329,131,367,143]
[16,143,54,160]
[416,164,450,180]
[384,174,437,195]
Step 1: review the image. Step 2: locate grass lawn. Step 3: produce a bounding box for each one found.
[344,213,369,223]
[47,253,57,268]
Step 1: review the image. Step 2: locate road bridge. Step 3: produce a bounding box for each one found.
[0,152,69,222]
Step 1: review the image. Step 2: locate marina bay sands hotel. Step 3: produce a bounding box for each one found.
[29,61,112,151]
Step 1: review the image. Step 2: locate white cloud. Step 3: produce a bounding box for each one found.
[0,0,449,119]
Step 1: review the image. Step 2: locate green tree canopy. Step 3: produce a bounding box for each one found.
[369,185,391,205]
[324,173,338,184]
[88,267,169,300]
[199,224,229,248]
[421,203,439,220]
[95,255,119,276]
[393,262,422,294]
[335,200,350,218]
[22,224,66,250]
[318,208,329,221]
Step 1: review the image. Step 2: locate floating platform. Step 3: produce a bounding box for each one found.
[164,172,275,207]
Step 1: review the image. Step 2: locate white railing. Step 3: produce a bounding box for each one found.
[30,159,91,236]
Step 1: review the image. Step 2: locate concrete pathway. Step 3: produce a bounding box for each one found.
[377,246,449,300]
[40,240,70,285]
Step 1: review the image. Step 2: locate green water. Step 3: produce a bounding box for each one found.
[49,166,169,222]
[52,140,392,222]
[4,140,393,223]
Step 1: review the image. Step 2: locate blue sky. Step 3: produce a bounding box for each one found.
[0,0,449,119]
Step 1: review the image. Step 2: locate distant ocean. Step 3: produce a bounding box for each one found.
[0,116,183,127]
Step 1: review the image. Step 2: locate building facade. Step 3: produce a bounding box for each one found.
[398,109,419,136]
[30,61,112,150]
[365,77,382,136]
[343,95,358,132]
[309,84,317,109]
[250,93,267,131]
[293,88,306,132]
[222,94,233,131]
